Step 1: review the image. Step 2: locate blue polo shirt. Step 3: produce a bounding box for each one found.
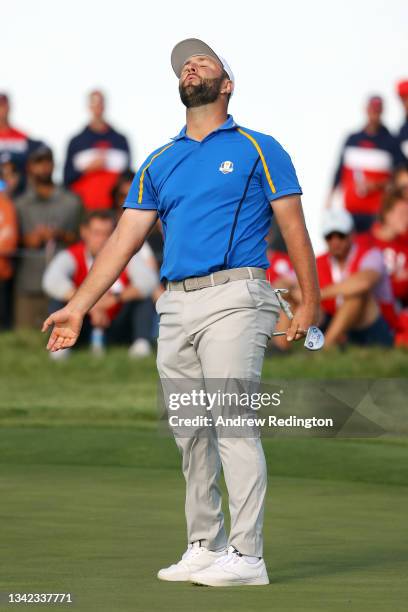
[124,115,302,281]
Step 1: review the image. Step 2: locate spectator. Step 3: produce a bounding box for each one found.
[111,170,164,266]
[316,209,395,348]
[396,80,408,160]
[14,145,82,329]
[365,189,408,307]
[328,96,404,232]
[42,210,159,358]
[0,93,32,182]
[0,180,18,329]
[0,155,22,198]
[64,90,131,210]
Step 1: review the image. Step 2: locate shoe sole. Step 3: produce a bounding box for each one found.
[191,576,270,587]
[157,573,190,582]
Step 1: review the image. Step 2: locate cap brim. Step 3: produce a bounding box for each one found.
[322,225,352,237]
[171,38,223,78]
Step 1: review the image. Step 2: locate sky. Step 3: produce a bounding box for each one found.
[2,0,408,253]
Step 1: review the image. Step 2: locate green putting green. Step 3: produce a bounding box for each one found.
[0,333,407,610]
[0,427,407,612]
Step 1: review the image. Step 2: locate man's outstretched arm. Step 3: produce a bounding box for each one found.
[271,195,320,341]
[42,209,158,352]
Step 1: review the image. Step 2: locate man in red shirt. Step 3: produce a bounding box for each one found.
[317,209,395,348]
[328,96,404,232]
[63,91,131,210]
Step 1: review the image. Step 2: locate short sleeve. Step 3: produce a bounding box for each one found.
[261,137,302,202]
[123,159,158,211]
[359,248,386,274]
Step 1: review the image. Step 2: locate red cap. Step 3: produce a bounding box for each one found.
[397,80,408,98]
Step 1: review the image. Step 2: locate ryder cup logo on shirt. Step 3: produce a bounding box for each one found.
[219,160,234,174]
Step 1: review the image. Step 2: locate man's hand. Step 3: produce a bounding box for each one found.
[23,225,59,248]
[40,225,57,242]
[286,302,320,342]
[23,225,50,248]
[42,307,84,352]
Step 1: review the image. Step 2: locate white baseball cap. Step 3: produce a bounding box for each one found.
[321,208,354,237]
[171,38,235,91]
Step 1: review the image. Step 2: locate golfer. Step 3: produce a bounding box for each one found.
[43,38,320,587]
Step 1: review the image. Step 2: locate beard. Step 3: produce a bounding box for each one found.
[179,75,224,108]
[34,173,53,186]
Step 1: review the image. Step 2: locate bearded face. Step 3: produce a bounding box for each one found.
[179,74,226,108]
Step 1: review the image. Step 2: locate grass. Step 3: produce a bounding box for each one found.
[1,330,408,427]
[0,331,407,611]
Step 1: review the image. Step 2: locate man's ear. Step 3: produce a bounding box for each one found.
[220,79,233,95]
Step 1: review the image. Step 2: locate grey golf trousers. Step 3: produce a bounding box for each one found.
[156,277,280,557]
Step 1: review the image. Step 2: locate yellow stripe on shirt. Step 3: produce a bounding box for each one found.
[138,143,175,204]
[237,128,276,194]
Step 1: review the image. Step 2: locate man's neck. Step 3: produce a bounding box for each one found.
[334,256,348,269]
[365,121,381,136]
[332,246,353,269]
[0,120,10,133]
[89,119,108,133]
[185,103,228,142]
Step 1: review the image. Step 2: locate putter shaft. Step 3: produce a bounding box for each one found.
[272,330,307,337]
[274,290,294,321]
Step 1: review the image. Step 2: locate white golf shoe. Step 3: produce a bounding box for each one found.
[157,541,226,582]
[190,546,269,587]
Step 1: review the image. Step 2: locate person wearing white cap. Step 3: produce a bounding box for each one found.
[42,38,320,587]
[316,208,395,348]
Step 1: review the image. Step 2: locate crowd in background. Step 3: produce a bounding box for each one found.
[1,82,408,354]
[0,90,163,358]
[268,82,408,350]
